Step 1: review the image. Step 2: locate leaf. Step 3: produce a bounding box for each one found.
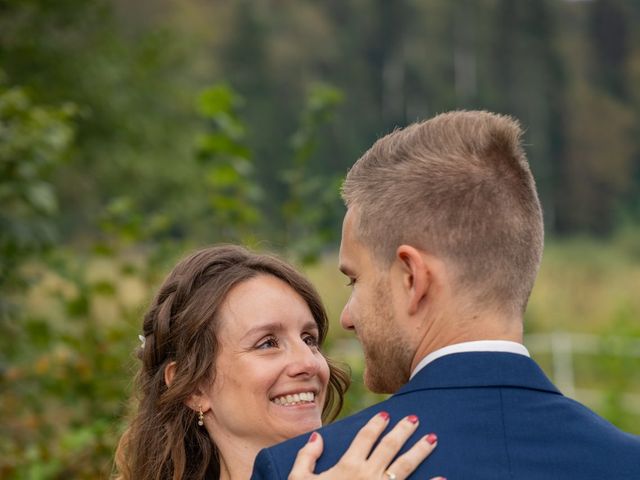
[91,280,116,296]
[197,84,243,118]
[197,132,250,159]
[25,182,58,214]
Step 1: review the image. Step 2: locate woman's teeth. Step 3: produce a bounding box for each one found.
[272,392,315,406]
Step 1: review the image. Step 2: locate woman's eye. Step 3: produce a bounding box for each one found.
[303,334,319,348]
[345,278,356,287]
[256,337,279,350]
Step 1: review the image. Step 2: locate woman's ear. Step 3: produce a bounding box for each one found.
[165,361,211,413]
[186,391,209,413]
[164,361,177,388]
[395,245,430,316]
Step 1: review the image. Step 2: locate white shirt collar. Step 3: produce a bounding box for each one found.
[410,340,530,379]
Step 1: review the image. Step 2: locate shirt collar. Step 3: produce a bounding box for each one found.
[410,340,530,379]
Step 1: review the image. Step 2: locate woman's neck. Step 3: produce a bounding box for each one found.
[215,435,262,480]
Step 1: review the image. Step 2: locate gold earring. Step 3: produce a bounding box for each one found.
[198,406,204,426]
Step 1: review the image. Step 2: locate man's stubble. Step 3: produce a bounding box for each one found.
[361,278,414,394]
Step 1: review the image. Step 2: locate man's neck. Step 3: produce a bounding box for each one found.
[410,313,524,373]
[411,340,530,378]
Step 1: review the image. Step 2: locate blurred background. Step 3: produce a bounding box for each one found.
[2,0,640,477]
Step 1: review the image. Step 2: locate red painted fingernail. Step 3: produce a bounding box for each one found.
[309,432,319,443]
[379,411,390,421]
[407,414,419,424]
[426,433,438,444]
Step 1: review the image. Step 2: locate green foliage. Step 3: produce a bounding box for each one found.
[3,0,640,244]
[196,84,262,243]
[194,82,344,262]
[596,314,640,432]
[0,81,76,375]
[282,84,345,263]
[1,247,155,478]
[0,83,75,289]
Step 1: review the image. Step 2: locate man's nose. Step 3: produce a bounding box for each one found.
[340,303,354,331]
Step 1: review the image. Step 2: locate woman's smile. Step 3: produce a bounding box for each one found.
[271,391,317,406]
[200,274,330,448]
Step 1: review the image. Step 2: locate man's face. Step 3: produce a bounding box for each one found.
[338,208,413,393]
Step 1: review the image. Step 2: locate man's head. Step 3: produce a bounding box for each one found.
[339,111,544,392]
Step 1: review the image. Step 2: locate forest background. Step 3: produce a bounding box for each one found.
[2,0,640,478]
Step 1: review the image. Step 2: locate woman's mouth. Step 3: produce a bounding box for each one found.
[271,391,315,406]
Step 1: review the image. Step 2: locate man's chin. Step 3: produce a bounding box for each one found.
[363,366,402,394]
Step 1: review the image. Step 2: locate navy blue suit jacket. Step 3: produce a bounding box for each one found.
[252,352,640,479]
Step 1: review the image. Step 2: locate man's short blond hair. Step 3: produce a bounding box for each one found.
[341,110,544,315]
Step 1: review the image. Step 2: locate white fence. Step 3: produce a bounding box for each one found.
[525,332,640,415]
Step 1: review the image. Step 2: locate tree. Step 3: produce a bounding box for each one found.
[487,0,568,233]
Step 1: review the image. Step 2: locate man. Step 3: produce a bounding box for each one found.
[252,111,640,479]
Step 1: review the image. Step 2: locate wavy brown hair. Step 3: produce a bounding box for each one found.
[114,245,350,480]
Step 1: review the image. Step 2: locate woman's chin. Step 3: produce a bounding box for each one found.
[267,408,323,442]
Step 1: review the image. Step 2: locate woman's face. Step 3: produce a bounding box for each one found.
[202,274,330,449]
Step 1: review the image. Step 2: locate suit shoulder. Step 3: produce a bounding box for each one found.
[562,395,640,442]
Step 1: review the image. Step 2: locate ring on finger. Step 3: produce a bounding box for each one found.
[384,470,397,480]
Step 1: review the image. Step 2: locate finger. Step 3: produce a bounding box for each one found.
[338,411,391,461]
[367,415,422,470]
[288,431,324,479]
[383,432,439,480]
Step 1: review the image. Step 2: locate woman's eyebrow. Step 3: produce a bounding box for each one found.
[301,320,319,333]
[242,322,285,339]
[241,320,319,340]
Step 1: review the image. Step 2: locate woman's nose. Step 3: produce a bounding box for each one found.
[285,340,321,377]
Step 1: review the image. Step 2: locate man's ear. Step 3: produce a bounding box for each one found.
[395,245,430,316]
[164,361,211,413]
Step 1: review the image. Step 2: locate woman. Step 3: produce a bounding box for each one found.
[115,245,441,479]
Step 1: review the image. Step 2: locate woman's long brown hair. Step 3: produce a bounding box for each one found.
[114,245,350,480]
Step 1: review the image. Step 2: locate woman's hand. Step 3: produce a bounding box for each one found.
[288,412,444,480]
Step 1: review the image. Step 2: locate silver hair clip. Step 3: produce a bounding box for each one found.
[138,334,146,349]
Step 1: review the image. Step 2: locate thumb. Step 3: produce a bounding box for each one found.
[288,432,324,479]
